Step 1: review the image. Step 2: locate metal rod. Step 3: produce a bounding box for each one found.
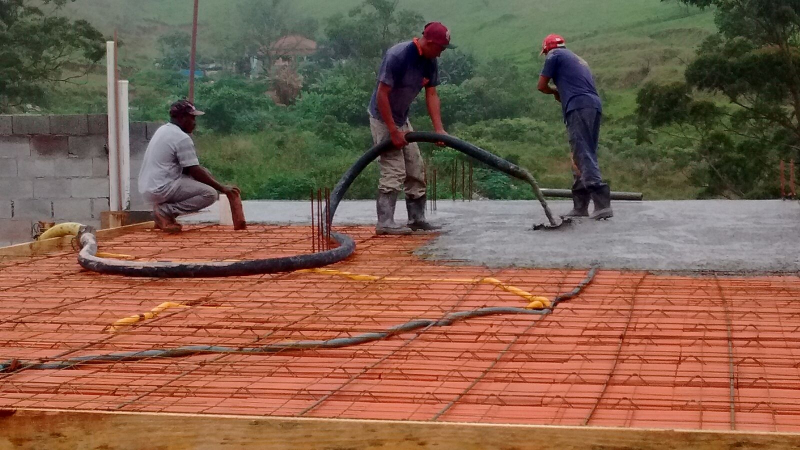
[188,0,199,103]
[325,187,331,250]
[317,188,322,252]
[781,159,786,198]
[433,167,437,211]
[310,189,315,253]
[461,159,465,201]
[540,188,644,201]
[452,159,456,201]
[469,160,473,202]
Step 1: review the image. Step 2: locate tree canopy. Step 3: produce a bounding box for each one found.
[638,0,800,198]
[0,0,105,112]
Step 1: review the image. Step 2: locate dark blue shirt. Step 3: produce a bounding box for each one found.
[540,48,602,119]
[368,40,440,127]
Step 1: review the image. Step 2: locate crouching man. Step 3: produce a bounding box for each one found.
[138,99,240,233]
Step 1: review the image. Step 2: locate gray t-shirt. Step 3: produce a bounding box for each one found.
[138,123,199,200]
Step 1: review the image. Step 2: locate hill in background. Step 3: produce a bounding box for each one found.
[61,0,714,92]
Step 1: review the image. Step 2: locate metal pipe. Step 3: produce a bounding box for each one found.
[540,188,643,201]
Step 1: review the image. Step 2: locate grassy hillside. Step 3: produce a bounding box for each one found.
[48,0,721,200]
[61,0,714,89]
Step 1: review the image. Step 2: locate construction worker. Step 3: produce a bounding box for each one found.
[138,99,240,233]
[368,21,452,235]
[538,34,613,220]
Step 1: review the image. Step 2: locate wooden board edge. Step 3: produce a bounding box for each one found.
[1,408,799,450]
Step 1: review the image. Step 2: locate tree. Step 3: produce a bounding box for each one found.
[0,0,105,112]
[222,0,317,72]
[320,0,424,61]
[637,1,800,198]
[157,31,192,71]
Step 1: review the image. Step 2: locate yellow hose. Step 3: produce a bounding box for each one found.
[38,222,83,240]
[108,302,188,332]
[300,269,552,308]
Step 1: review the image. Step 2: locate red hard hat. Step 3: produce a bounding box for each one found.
[541,34,566,55]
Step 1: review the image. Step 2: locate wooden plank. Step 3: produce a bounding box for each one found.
[1,409,799,450]
[0,236,74,258]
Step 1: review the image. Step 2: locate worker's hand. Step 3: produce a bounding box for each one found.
[390,129,409,148]
[434,128,448,148]
[222,186,241,197]
[553,91,562,103]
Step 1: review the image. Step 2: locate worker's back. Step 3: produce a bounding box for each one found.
[541,48,602,118]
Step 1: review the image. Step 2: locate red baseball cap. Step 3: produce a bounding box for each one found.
[423,22,455,48]
[169,99,205,118]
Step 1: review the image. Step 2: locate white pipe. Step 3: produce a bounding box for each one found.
[118,80,131,211]
[106,41,119,211]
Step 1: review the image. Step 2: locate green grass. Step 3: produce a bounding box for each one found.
[61,0,713,85]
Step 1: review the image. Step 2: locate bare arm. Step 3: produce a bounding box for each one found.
[377,82,408,148]
[538,75,561,102]
[185,165,238,195]
[425,86,446,134]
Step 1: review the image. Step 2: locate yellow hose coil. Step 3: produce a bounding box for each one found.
[38,222,83,240]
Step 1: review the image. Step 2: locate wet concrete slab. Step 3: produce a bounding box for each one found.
[185,199,800,273]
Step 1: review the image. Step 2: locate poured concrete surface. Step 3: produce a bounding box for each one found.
[186,199,800,273]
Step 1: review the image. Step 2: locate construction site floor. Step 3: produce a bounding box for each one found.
[187,199,800,273]
[2,224,800,432]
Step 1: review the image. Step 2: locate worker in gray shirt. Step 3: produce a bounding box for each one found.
[138,99,239,233]
[367,22,453,235]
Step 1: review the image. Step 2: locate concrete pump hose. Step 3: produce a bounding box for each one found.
[77,133,548,278]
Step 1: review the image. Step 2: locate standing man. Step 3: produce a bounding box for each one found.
[538,34,613,220]
[367,21,453,235]
[138,99,240,233]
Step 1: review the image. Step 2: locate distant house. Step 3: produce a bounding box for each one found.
[266,35,317,61]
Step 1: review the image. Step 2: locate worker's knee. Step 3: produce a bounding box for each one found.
[197,186,218,209]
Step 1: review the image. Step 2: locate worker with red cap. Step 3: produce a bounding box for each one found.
[367,21,453,235]
[538,34,613,220]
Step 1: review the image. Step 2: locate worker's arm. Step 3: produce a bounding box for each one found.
[538,75,561,103]
[425,86,447,147]
[185,165,239,196]
[377,82,408,148]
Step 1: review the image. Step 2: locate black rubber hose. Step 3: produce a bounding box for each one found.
[330,132,557,225]
[78,133,552,278]
[77,231,355,278]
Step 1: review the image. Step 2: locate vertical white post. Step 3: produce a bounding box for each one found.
[118,80,131,210]
[106,41,120,211]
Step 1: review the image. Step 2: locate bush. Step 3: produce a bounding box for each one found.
[195,77,274,134]
[298,61,375,126]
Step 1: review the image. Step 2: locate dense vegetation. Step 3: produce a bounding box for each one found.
[11,0,795,201]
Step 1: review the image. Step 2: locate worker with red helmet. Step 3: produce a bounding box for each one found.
[538,34,612,220]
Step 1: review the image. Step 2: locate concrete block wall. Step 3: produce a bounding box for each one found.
[0,115,163,246]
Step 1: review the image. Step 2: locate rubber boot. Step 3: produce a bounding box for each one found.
[589,185,614,220]
[563,189,590,217]
[376,191,412,235]
[406,194,441,232]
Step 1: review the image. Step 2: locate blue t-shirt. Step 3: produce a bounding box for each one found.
[540,48,602,119]
[368,40,440,127]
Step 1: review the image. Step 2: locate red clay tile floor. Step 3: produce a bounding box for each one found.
[1,225,800,431]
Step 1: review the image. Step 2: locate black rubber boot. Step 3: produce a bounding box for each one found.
[376,191,412,235]
[589,185,613,220]
[564,189,590,217]
[406,194,441,232]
